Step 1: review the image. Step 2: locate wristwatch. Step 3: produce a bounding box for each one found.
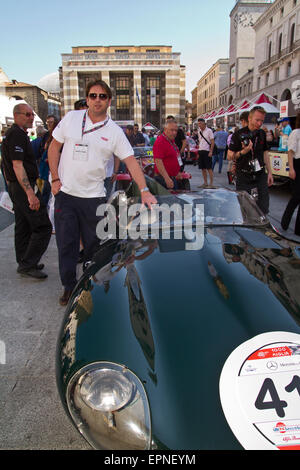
[140,187,149,193]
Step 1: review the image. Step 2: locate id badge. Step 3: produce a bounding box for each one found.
[177,154,183,166]
[253,159,261,172]
[73,142,89,161]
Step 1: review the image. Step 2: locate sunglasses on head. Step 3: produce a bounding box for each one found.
[88,93,109,100]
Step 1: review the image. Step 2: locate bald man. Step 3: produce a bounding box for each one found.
[1,103,52,279]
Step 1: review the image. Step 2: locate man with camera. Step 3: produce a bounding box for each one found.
[228,106,273,214]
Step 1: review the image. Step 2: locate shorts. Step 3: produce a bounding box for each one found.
[198,150,212,170]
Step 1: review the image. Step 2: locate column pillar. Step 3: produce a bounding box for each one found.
[165,68,180,121]
[62,70,79,116]
[134,70,142,127]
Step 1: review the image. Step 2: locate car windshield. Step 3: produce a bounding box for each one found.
[111,188,268,234]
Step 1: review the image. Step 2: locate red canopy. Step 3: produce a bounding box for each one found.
[216,108,226,116]
[254,93,272,105]
[226,104,237,113]
[239,100,250,110]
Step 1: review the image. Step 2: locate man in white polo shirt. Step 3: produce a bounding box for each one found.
[197,118,215,187]
[48,79,157,305]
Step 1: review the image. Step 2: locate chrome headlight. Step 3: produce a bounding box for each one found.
[66,362,151,450]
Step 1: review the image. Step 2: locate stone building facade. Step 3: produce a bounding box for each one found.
[196,59,229,116]
[219,0,273,107]
[59,45,186,128]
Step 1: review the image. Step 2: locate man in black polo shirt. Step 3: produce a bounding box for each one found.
[2,103,52,279]
[228,106,273,214]
[132,124,145,147]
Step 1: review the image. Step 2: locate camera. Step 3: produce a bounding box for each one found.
[240,132,253,147]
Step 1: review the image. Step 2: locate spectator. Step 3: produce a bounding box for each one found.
[39,117,59,206]
[239,111,249,129]
[281,112,300,236]
[125,125,135,146]
[153,119,184,189]
[212,126,228,173]
[1,103,52,279]
[197,118,215,187]
[48,79,157,305]
[228,106,273,214]
[280,118,292,137]
[142,128,150,146]
[166,116,186,168]
[133,124,145,147]
[31,126,47,161]
[74,99,88,110]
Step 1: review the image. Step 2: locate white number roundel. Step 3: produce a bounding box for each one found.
[219,332,300,450]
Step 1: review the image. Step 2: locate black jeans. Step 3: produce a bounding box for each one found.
[281,159,300,235]
[7,181,52,270]
[54,191,106,291]
[236,170,270,215]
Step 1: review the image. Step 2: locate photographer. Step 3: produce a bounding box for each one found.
[228,106,273,214]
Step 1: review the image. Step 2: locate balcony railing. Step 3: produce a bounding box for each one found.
[259,39,300,71]
[62,52,180,63]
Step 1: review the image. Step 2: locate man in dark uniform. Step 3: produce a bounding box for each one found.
[1,103,52,279]
[228,106,273,214]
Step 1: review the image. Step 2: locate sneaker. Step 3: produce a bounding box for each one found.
[18,267,48,279]
[59,289,72,306]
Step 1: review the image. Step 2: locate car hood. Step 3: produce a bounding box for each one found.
[57,227,300,450]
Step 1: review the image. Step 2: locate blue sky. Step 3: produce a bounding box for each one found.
[0,0,234,99]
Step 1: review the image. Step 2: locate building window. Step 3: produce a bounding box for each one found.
[268,41,272,60]
[275,67,279,81]
[257,76,261,90]
[145,75,161,128]
[287,62,292,77]
[278,33,283,54]
[290,23,295,48]
[115,75,131,120]
[266,73,269,86]
[280,7,284,17]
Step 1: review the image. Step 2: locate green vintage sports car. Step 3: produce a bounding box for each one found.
[56,180,300,450]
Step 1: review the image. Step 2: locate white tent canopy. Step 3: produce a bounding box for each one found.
[0,95,44,131]
[249,101,280,113]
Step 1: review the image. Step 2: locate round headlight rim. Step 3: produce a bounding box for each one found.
[79,367,134,412]
[66,360,149,415]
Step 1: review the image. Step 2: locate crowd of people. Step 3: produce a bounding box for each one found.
[0,80,299,307]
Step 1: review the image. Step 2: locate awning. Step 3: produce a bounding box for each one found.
[216,108,226,116]
[253,93,272,105]
[239,100,251,110]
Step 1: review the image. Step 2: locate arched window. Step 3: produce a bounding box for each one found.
[281,89,291,101]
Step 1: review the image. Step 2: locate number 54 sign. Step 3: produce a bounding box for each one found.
[220,332,300,450]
